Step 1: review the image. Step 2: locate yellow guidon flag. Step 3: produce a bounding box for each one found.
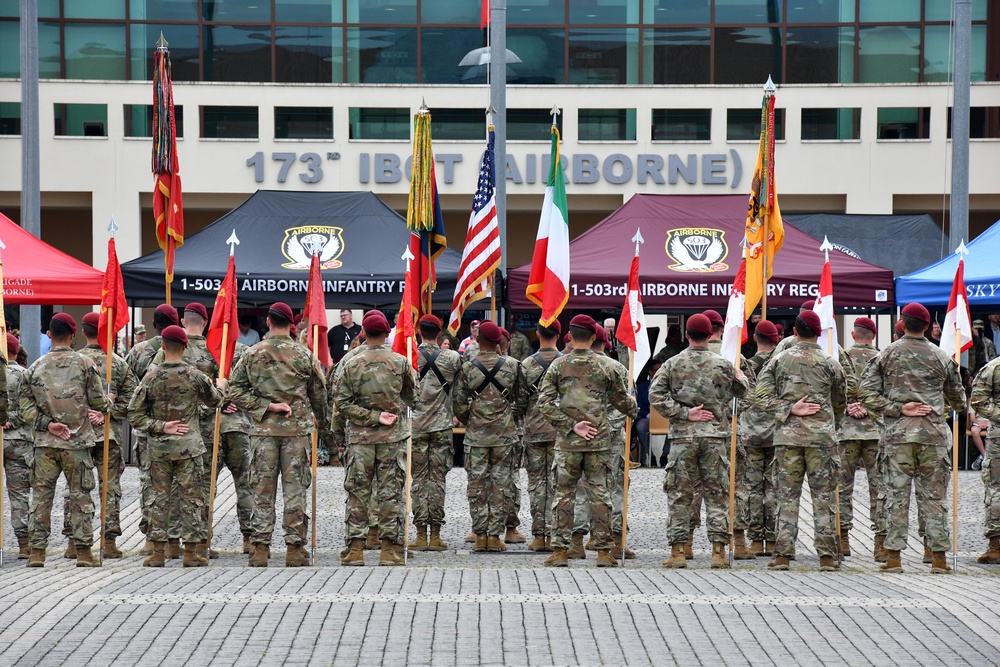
[744,89,784,319]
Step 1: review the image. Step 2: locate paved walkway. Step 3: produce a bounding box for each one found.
[1,465,998,666]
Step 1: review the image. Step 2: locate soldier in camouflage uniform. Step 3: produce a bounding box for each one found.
[509,327,532,362]
[21,314,109,567]
[499,327,527,544]
[128,325,224,567]
[650,314,747,570]
[218,343,255,554]
[860,302,965,573]
[970,351,1000,564]
[970,319,996,379]
[335,312,414,566]
[3,333,29,558]
[453,321,526,553]
[752,311,846,571]
[538,315,637,568]
[125,303,178,554]
[521,322,562,552]
[839,317,884,560]
[408,314,460,552]
[229,302,330,568]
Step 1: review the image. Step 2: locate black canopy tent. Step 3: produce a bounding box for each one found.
[121,190,463,308]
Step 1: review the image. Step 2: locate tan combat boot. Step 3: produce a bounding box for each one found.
[473,533,488,552]
[249,543,269,567]
[465,532,476,543]
[17,537,29,559]
[139,540,155,556]
[684,531,695,559]
[611,533,636,560]
[879,550,903,573]
[104,538,123,559]
[710,543,728,569]
[567,533,586,560]
[544,548,569,567]
[542,536,554,553]
[819,555,840,571]
[409,524,429,551]
[749,540,765,557]
[75,547,97,567]
[63,542,77,559]
[243,537,253,554]
[663,543,687,569]
[839,528,852,557]
[767,555,790,571]
[365,527,380,550]
[166,539,181,559]
[922,537,932,563]
[505,528,526,544]
[341,539,365,566]
[528,535,547,551]
[183,542,208,568]
[379,539,405,566]
[733,530,754,560]
[596,549,618,568]
[286,544,310,567]
[487,535,507,552]
[585,535,596,552]
[428,524,448,551]
[977,537,1000,564]
[873,534,888,562]
[930,551,952,574]
[143,541,166,567]
[27,547,46,568]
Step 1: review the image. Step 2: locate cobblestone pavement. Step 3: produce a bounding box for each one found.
[1,463,998,666]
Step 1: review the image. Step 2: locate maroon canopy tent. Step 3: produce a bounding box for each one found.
[508,194,894,311]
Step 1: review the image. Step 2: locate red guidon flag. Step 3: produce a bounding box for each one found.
[813,251,837,357]
[616,233,650,382]
[720,258,748,364]
[941,251,973,360]
[207,255,239,377]
[303,252,331,369]
[393,249,418,369]
[98,237,130,354]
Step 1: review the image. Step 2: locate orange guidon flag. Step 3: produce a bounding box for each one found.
[98,237,130,353]
[207,255,239,377]
[303,253,331,369]
[744,91,784,318]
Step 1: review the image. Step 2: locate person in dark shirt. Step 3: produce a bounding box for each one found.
[328,309,362,363]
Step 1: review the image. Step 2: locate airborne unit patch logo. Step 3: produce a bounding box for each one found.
[665,228,729,272]
[281,226,345,270]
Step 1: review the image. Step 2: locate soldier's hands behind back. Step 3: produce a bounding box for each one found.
[216,377,229,391]
[223,402,238,414]
[791,395,821,416]
[573,420,598,440]
[379,411,398,426]
[163,420,189,435]
[267,402,293,417]
[901,401,932,417]
[47,422,71,440]
[687,405,714,422]
[88,409,105,426]
[847,402,867,418]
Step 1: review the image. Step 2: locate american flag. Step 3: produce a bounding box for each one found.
[448,129,501,335]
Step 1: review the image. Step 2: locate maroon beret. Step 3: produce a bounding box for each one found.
[539,319,561,335]
[470,319,481,327]
[800,300,816,311]
[754,320,780,344]
[854,317,877,334]
[686,313,713,336]
[184,303,208,321]
[419,314,442,330]
[81,312,100,328]
[775,323,785,335]
[569,314,598,334]
[894,320,905,335]
[293,313,304,325]
[155,304,179,325]
[702,310,725,327]
[478,321,503,344]
[268,302,294,321]
[564,333,572,343]
[901,302,930,324]
[364,309,385,319]
[51,312,77,334]
[161,325,188,346]
[500,327,511,342]
[594,326,608,345]
[797,310,823,333]
[362,312,391,335]
[6,332,19,357]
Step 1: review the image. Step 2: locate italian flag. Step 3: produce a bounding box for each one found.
[526,127,570,327]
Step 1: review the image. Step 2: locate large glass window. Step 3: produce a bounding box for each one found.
[275,107,333,139]
[508,109,562,141]
[276,26,343,83]
[508,29,565,84]
[786,26,854,84]
[569,0,637,25]
[714,0,781,24]
[643,28,710,84]
[65,23,127,80]
[201,0,270,23]
[876,107,930,140]
[0,102,20,135]
[347,27,417,84]
[130,24,200,81]
[652,109,711,142]
[643,0,710,24]
[54,103,108,137]
[727,108,784,141]
[568,28,638,85]
[349,107,409,141]
[201,106,259,139]
[801,108,861,140]
[64,0,124,19]
[422,2,479,24]
[578,109,636,141]
[130,0,200,21]
[421,28,484,84]
[0,21,18,78]
[859,26,919,83]
[714,27,781,85]
[925,0,987,21]
[924,24,986,83]
[347,0,417,24]
[39,22,62,79]
[860,0,919,22]
[507,0,565,25]
[204,25,272,82]
[276,0,343,23]
[431,109,487,141]
[125,104,184,138]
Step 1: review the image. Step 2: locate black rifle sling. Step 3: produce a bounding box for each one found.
[470,357,512,402]
[419,348,448,387]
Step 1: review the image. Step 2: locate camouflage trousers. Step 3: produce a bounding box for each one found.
[62,441,126,541]
[135,435,151,535]
[839,439,882,533]
[741,445,777,542]
[29,447,95,549]
[465,444,514,536]
[984,439,1000,538]
[664,438,731,545]
[552,449,613,550]
[505,441,523,529]
[884,443,950,552]
[149,455,207,543]
[574,452,625,535]
[248,435,312,546]
[773,446,839,558]
[411,430,452,526]
[524,441,555,536]
[343,441,405,543]
[3,439,33,539]
[732,443,748,531]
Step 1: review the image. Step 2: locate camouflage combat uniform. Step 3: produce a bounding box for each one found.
[20,347,109,549]
[334,343,415,543]
[971,358,1000,541]
[4,358,29,541]
[521,347,562,538]
[463,341,480,360]
[840,342,884,536]
[128,360,223,543]
[125,335,164,537]
[230,334,330,548]
[509,330,532,362]
[329,342,378,529]
[753,342,846,559]
[738,348,777,543]
[411,341,460,528]
[538,348,637,551]
[649,346,746,547]
[859,334,965,554]
[453,349,526,537]
[218,344,255,542]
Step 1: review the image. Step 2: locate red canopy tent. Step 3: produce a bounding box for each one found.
[508,194,895,311]
[0,212,103,305]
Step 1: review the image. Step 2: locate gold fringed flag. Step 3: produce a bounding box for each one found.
[152,34,184,297]
[405,111,446,316]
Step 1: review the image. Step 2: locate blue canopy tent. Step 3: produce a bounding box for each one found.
[896,219,1000,307]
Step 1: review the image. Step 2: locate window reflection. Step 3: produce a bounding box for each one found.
[643,27,710,84]
[347,27,417,84]
[714,27,781,85]
[276,26,343,83]
[65,23,127,80]
[130,24,200,81]
[204,25,272,82]
[568,28,638,85]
